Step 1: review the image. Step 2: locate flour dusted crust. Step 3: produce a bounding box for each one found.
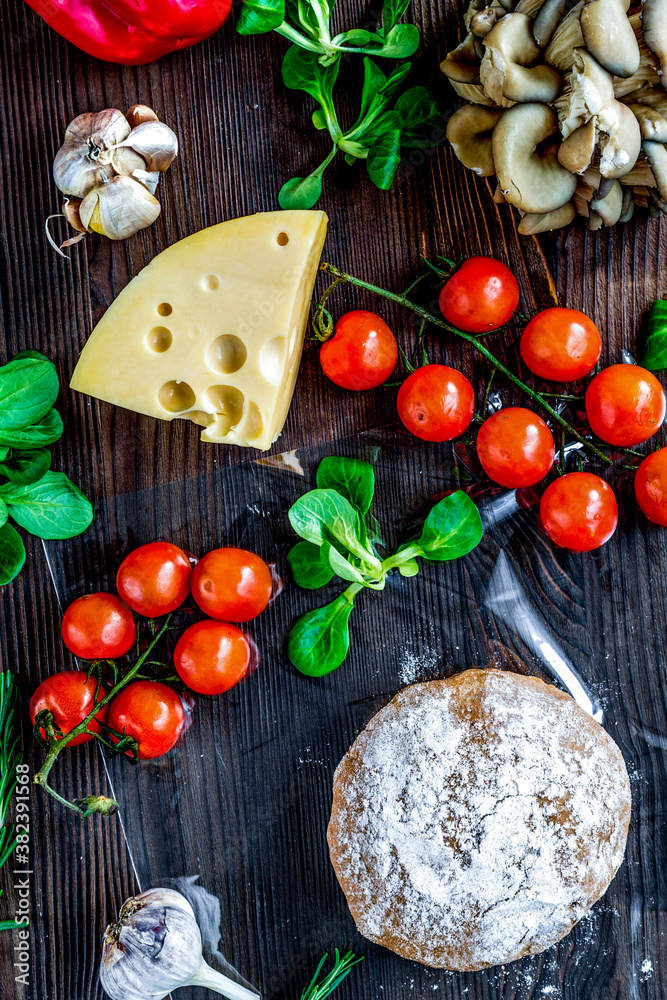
[327,669,631,971]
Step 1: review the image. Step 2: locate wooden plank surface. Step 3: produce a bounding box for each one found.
[0,0,666,998]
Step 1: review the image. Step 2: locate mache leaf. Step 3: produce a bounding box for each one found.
[288,593,355,676]
[0,357,59,431]
[1,472,93,540]
[367,126,402,189]
[288,540,336,589]
[395,85,443,148]
[316,457,375,516]
[640,299,667,371]
[279,172,324,210]
[0,409,63,450]
[417,490,483,562]
[0,448,51,486]
[236,0,285,35]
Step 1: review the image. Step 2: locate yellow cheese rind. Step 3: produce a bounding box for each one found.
[70,211,328,450]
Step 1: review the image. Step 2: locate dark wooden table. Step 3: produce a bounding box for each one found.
[1,1,666,998]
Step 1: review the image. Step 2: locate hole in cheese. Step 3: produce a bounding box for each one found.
[146,327,173,353]
[157,303,173,317]
[158,380,196,412]
[277,232,289,246]
[236,400,264,442]
[202,274,220,291]
[260,336,287,386]
[204,384,245,433]
[208,335,247,375]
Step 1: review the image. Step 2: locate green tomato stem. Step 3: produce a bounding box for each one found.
[318,263,615,467]
[33,615,174,814]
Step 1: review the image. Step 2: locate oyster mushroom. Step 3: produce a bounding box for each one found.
[544,2,585,70]
[517,202,576,232]
[492,102,577,210]
[533,0,571,47]
[441,33,483,83]
[555,48,641,177]
[629,103,667,142]
[480,13,562,103]
[447,105,504,175]
[470,4,506,38]
[580,0,640,78]
[590,177,624,223]
[642,140,667,199]
[643,0,667,89]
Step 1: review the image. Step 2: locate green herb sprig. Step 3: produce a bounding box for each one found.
[287,456,483,676]
[0,672,22,932]
[236,0,443,207]
[298,949,362,999]
[0,353,93,585]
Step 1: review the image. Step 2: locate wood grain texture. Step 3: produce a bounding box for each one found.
[0,0,666,998]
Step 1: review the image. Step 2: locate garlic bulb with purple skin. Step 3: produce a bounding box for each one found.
[100,888,260,1000]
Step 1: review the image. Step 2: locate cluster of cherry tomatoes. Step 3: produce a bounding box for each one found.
[30,541,273,760]
[319,257,667,553]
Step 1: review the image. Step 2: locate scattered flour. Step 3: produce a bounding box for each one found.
[640,958,653,982]
[399,646,439,685]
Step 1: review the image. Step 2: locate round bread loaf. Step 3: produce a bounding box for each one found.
[327,668,631,971]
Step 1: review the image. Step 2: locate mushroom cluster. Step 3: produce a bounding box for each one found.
[442,0,667,233]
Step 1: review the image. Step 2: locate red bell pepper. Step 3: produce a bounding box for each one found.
[24,0,233,65]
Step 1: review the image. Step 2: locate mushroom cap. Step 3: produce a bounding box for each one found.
[518,201,576,231]
[591,178,624,223]
[447,104,504,175]
[533,0,571,47]
[642,139,667,199]
[558,117,597,172]
[643,0,667,88]
[580,0,640,78]
[441,34,482,83]
[629,103,667,142]
[481,13,563,103]
[544,1,585,70]
[492,102,578,210]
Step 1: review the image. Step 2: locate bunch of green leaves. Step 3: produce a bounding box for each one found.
[278,53,443,209]
[236,0,443,208]
[0,353,94,585]
[640,299,667,371]
[297,950,362,1000]
[0,672,22,932]
[286,456,483,676]
[237,0,420,65]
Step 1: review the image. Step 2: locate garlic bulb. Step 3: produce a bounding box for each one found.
[49,105,178,253]
[100,888,260,1000]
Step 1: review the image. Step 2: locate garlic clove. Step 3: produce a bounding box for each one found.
[79,176,161,240]
[125,104,159,129]
[53,109,131,198]
[122,121,179,172]
[111,145,149,177]
[62,197,86,234]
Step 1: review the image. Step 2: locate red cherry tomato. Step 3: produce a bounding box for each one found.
[191,547,273,622]
[585,364,666,446]
[635,447,667,526]
[61,592,136,660]
[439,257,519,333]
[320,310,399,390]
[397,365,475,441]
[116,541,192,617]
[520,308,602,381]
[30,670,108,747]
[107,681,185,760]
[477,407,555,488]
[540,473,618,551]
[174,620,251,695]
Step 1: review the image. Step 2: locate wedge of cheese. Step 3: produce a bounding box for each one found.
[71,211,328,450]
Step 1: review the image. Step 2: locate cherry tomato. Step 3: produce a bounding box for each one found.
[585,364,666,446]
[540,473,618,551]
[477,407,555,488]
[635,447,667,526]
[30,670,108,747]
[320,310,399,390]
[116,541,192,617]
[191,547,273,622]
[397,365,475,441]
[520,308,602,381]
[107,681,184,760]
[439,257,519,333]
[174,620,251,695]
[61,592,136,660]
